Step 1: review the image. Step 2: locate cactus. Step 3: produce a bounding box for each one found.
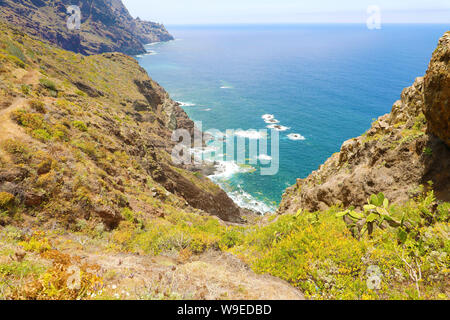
[336,193,402,238]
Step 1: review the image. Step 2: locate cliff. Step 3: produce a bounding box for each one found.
[0,0,174,55]
[279,32,450,214]
[0,21,242,229]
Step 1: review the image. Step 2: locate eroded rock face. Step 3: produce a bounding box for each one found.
[279,32,450,214]
[424,31,450,147]
[0,0,174,55]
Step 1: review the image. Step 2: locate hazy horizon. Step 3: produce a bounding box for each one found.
[122,0,450,25]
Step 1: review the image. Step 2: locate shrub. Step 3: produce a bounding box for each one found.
[75,89,87,97]
[7,55,25,68]
[52,124,70,142]
[0,192,15,209]
[19,232,51,253]
[6,41,27,65]
[72,120,88,132]
[12,109,44,130]
[21,84,31,95]
[29,100,46,113]
[0,261,45,278]
[32,129,52,141]
[423,147,433,156]
[10,249,103,300]
[71,140,97,159]
[1,139,29,163]
[39,78,57,91]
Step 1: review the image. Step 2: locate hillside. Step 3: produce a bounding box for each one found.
[0,21,306,300]
[0,19,448,300]
[279,32,450,215]
[0,0,174,55]
[0,21,248,228]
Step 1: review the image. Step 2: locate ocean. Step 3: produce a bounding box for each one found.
[136,24,449,213]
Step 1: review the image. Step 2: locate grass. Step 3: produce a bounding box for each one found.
[230,192,449,300]
[39,78,57,91]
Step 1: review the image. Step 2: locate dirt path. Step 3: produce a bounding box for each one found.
[59,234,304,300]
[0,97,29,143]
[0,69,41,144]
[78,248,304,300]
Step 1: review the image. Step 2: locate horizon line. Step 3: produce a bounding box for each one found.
[164,22,450,26]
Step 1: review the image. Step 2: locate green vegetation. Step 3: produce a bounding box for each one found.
[229,191,448,300]
[72,120,88,132]
[423,147,433,156]
[39,78,57,91]
[83,189,447,300]
[0,21,447,301]
[5,40,27,64]
[29,100,46,113]
[0,192,15,210]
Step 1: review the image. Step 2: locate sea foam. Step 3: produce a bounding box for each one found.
[258,154,273,161]
[176,101,196,107]
[267,124,290,132]
[234,129,266,140]
[287,133,306,141]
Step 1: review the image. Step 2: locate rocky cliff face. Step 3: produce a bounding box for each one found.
[279,32,450,214]
[424,32,450,147]
[0,0,174,55]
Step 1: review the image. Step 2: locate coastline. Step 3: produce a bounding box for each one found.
[135,43,278,214]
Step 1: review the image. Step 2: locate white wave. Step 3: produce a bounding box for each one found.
[262,114,280,124]
[220,86,233,89]
[226,187,276,214]
[189,146,219,162]
[144,42,161,46]
[135,51,157,58]
[234,130,266,140]
[176,101,196,107]
[209,161,247,179]
[202,108,212,111]
[287,133,306,141]
[262,114,274,121]
[258,154,272,161]
[267,124,290,132]
[208,162,275,213]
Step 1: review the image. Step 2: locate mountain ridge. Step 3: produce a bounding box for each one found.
[0,0,174,55]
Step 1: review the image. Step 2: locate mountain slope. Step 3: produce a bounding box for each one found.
[0,0,174,55]
[279,32,450,214]
[0,21,243,229]
[0,21,306,301]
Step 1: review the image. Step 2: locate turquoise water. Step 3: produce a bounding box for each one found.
[136,24,449,212]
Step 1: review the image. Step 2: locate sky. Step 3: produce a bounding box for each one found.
[122,0,450,25]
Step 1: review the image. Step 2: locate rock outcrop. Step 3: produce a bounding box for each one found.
[279,32,450,214]
[424,32,450,147]
[0,0,174,55]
